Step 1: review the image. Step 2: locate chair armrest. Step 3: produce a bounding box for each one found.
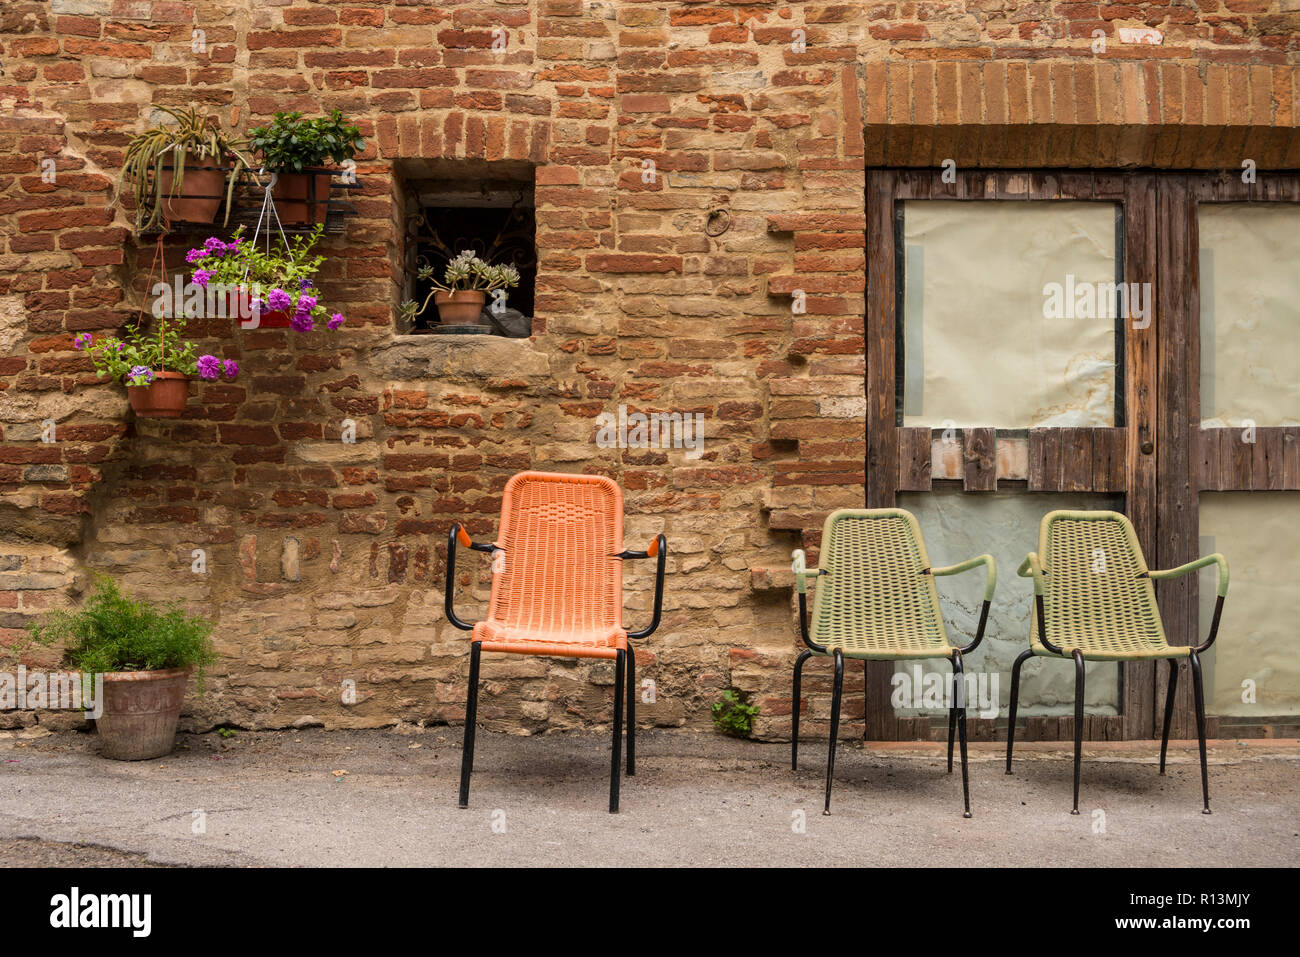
[932,554,996,654]
[445,523,499,632]
[790,550,827,652]
[932,554,997,602]
[1150,553,1229,653]
[1017,552,1047,596]
[791,549,825,595]
[1150,553,1229,598]
[621,535,667,640]
[1017,551,1068,655]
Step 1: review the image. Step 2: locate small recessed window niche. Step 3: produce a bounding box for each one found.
[396,159,536,337]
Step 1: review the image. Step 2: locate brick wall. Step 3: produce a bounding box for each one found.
[0,1,1296,738]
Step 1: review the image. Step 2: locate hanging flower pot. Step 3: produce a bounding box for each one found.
[126,369,190,418]
[434,289,487,325]
[251,298,293,329]
[75,324,240,421]
[184,228,348,334]
[222,287,291,328]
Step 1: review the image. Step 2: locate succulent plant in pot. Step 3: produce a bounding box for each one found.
[23,577,218,761]
[248,110,365,226]
[75,318,238,418]
[400,250,521,327]
[116,105,249,231]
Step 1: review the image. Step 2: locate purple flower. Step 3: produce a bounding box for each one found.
[185,248,205,264]
[297,294,317,313]
[299,278,314,290]
[73,333,92,350]
[192,268,213,287]
[327,312,345,331]
[116,342,124,352]
[128,366,153,386]
[290,312,314,333]
[203,237,226,253]
[266,288,292,312]
[222,359,239,380]
[196,354,220,381]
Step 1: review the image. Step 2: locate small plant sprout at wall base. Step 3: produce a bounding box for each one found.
[712,690,760,738]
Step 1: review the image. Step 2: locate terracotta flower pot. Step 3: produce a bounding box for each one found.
[126,370,190,418]
[434,290,487,325]
[271,172,332,226]
[97,667,191,761]
[158,151,225,226]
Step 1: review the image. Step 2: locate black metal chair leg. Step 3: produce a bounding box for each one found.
[953,650,972,818]
[1005,649,1033,774]
[458,642,481,809]
[823,648,844,815]
[626,645,636,777]
[947,696,956,774]
[610,649,625,813]
[792,650,812,771]
[608,647,624,811]
[1071,649,1085,815]
[1159,657,1179,774]
[1189,649,1211,814]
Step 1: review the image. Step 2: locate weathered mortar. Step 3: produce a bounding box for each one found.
[0,1,1296,739]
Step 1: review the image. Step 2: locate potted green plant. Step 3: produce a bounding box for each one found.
[75,319,238,418]
[23,577,217,761]
[248,110,365,226]
[400,250,520,327]
[116,105,249,231]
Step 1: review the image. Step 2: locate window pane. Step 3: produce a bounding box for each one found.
[1198,493,1300,717]
[896,490,1123,718]
[901,201,1120,429]
[1198,203,1300,427]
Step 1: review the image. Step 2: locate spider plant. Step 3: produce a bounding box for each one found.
[115,105,250,231]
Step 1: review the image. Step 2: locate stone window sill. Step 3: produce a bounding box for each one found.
[374,334,549,379]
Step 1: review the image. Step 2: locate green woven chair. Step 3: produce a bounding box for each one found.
[792,508,996,817]
[1007,509,1229,814]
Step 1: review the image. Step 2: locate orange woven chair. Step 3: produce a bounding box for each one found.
[446,471,667,813]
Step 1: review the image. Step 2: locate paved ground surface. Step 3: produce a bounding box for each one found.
[0,726,1295,867]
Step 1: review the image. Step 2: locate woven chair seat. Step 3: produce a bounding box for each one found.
[810,509,956,660]
[473,620,626,659]
[475,471,626,660]
[1029,510,1188,661]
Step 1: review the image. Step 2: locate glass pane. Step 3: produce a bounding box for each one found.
[1198,203,1300,427]
[896,490,1123,718]
[900,201,1121,429]
[1198,492,1300,717]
